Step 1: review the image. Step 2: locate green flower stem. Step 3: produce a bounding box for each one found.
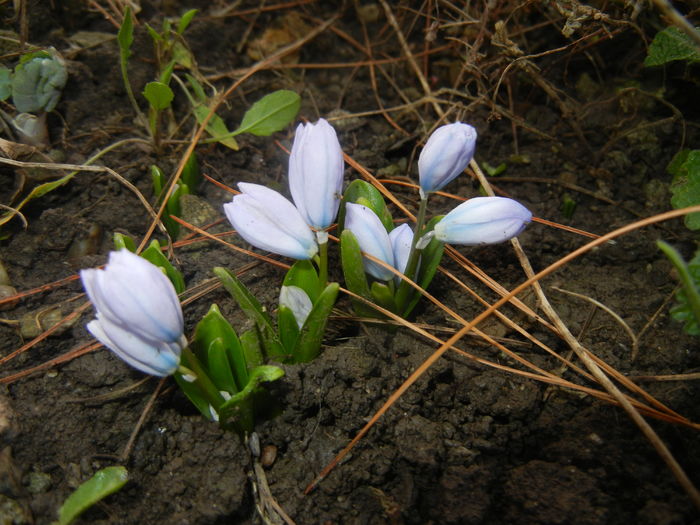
[178,347,226,410]
[318,234,329,286]
[395,195,428,311]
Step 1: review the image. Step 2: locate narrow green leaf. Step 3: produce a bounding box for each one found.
[233,90,300,137]
[278,305,301,353]
[185,73,206,102]
[0,173,74,228]
[293,282,339,362]
[338,180,394,234]
[193,304,248,389]
[113,232,136,252]
[140,239,186,294]
[57,466,128,525]
[214,267,285,358]
[143,81,174,111]
[177,9,198,34]
[144,23,162,43]
[117,8,134,59]
[219,365,284,422]
[283,260,322,302]
[174,372,213,420]
[370,281,396,313]
[206,338,239,394]
[159,60,176,85]
[181,151,201,192]
[340,230,379,317]
[151,165,165,198]
[658,241,700,335]
[241,329,264,368]
[193,104,239,150]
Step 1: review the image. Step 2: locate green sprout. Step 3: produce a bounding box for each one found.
[0,48,67,146]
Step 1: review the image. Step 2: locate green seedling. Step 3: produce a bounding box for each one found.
[657,241,700,336]
[176,304,284,432]
[0,48,67,146]
[214,265,338,363]
[56,466,128,525]
[644,26,700,67]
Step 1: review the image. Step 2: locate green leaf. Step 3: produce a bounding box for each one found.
[143,81,174,111]
[57,466,128,525]
[669,149,700,230]
[233,90,301,137]
[658,242,700,336]
[174,372,212,420]
[0,172,74,228]
[338,180,394,234]
[177,9,198,34]
[240,329,264,368]
[340,230,378,317]
[278,305,301,353]
[214,267,286,358]
[140,239,186,294]
[644,26,700,67]
[219,365,284,422]
[181,151,201,192]
[193,104,239,150]
[113,232,136,252]
[193,304,248,390]
[0,67,11,101]
[145,23,163,43]
[151,164,165,197]
[370,281,396,313]
[117,7,134,60]
[283,260,322,302]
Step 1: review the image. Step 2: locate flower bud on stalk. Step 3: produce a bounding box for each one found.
[418,123,477,197]
[289,118,344,230]
[80,250,186,376]
[434,196,532,245]
[344,203,395,281]
[224,183,318,260]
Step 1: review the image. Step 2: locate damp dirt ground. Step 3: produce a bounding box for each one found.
[0,2,699,524]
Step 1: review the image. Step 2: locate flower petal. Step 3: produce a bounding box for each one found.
[434,196,531,245]
[279,285,313,328]
[418,122,477,194]
[289,119,344,229]
[344,203,395,281]
[389,223,414,281]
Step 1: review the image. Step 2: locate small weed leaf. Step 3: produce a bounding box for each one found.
[234,90,301,137]
[644,26,700,67]
[57,466,128,525]
[143,81,174,110]
[669,149,700,230]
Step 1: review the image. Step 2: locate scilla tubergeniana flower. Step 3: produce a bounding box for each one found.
[344,203,396,281]
[80,250,186,376]
[433,196,532,245]
[289,118,344,231]
[224,182,318,260]
[418,122,477,197]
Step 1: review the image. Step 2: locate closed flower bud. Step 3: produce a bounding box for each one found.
[418,122,477,196]
[279,285,313,328]
[80,250,186,376]
[289,119,344,229]
[224,183,318,260]
[389,223,413,280]
[434,196,532,245]
[345,203,395,281]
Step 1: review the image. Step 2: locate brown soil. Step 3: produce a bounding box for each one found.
[1,1,699,524]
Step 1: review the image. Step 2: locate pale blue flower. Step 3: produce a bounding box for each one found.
[433,196,531,245]
[389,223,413,282]
[289,118,344,229]
[418,122,477,196]
[224,182,318,260]
[344,203,395,281]
[80,250,186,376]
